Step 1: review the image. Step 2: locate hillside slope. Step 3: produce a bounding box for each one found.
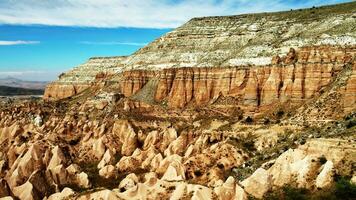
[0,85,44,96]
[44,2,356,118]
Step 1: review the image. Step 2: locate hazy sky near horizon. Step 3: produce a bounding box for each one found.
[0,0,352,81]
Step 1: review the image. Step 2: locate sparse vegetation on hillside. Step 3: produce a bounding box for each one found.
[0,85,44,96]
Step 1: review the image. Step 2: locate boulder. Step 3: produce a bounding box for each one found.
[77,189,120,200]
[119,173,139,192]
[98,149,115,169]
[48,146,66,170]
[47,187,74,200]
[241,168,272,199]
[315,161,334,188]
[99,165,117,179]
[112,120,138,156]
[93,137,106,159]
[75,172,91,188]
[161,161,185,181]
[214,176,236,200]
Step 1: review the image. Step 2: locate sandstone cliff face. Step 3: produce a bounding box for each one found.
[342,62,356,112]
[44,83,89,100]
[44,56,127,100]
[118,46,355,109]
[43,2,356,104]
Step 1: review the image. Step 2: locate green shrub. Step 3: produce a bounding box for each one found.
[318,155,327,165]
[245,116,253,123]
[346,118,356,129]
[334,177,356,199]
[283,186,308,200]
[264,185,308,200]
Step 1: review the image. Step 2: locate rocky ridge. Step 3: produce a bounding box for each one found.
[44,56,127,100]
[44,2,356,115]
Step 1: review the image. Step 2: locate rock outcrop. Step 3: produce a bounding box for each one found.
[119,46,355,109]
[44,56,127,100]
[43,2,356,112]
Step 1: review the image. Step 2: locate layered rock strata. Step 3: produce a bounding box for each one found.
[44,56,126,100]
[119,46,355,109]
[44,2,356,107]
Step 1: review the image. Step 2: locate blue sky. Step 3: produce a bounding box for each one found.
[0,0,352,81]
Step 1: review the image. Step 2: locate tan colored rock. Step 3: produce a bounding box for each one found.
[13,181,38,200]
[95,101,108,110]
[112,120,138,156]
[99,165,117,179]
[170,183,187,200]
[47,187,74,200]
[48,146,66,170]
[188,184,213,200]
[315,161,334,188]
[150,153,163,171]
[214,177,236,200]
[98,149,115,169]
[66,164,81,175]
[76,172,91,188]
[268,149,306,187]
[93,137,106,159]
[7,144,44,187]
[0,197,14,200]
[234,184,248,200]
[290,155,320,188]
[164,134,188,156]
[162,162,185,181]
[241,168,272,199]
[48,164,68,185]
[12,171,48,200]
[351,176,356,184]
[143,130,160,150]
[119,173,139,192]
[159,128,177,152]
[77,189,121,200]
[156,154,183,175]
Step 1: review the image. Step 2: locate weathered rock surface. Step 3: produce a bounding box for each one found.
[44,56,127,100]
[44,2,356,112]
[241,138,356,198]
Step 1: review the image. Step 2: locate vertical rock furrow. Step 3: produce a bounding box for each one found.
[118,46,355,109]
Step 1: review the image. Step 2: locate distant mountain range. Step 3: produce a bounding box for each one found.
[0,77,48,90]
[0,77,47,96]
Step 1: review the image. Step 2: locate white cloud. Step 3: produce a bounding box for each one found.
[80,41,147,46]
[0,0,346,28]
[0,40,40,45]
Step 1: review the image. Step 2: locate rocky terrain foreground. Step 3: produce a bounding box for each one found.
[1,2,356,200]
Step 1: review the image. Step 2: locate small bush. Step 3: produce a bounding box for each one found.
[242,139,256,152]
[245,116,253,123]
[318,155,327,165]
[334,177,356,199]
[346,118,356,129]
[283,186,308,200]
[263,118,270,125]
[264,185,308,200]
[276,110,285,118]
